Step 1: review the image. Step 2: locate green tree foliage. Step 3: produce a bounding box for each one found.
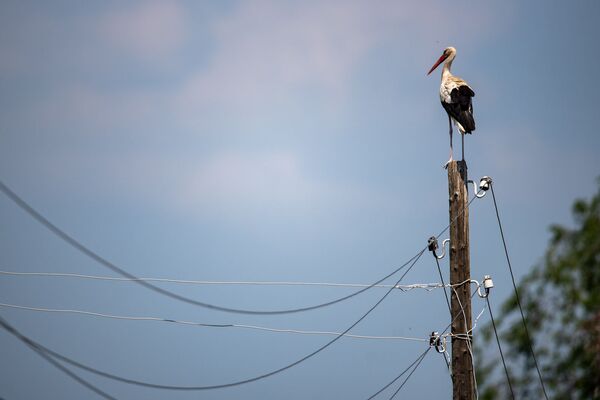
[478,181,600,399]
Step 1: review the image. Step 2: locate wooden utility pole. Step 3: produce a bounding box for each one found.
[448,160,474,400]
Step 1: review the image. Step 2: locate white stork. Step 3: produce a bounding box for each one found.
[427,47,475,167]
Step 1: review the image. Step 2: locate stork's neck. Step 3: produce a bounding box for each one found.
[442,58,453,79]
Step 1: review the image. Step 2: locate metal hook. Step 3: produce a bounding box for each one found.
[430,331,446,353]
[433,239,450,260]
[438,239,450,259]
[467,176,492,198]
[428,236,450,260]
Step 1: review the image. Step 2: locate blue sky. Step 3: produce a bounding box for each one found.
[1,1,599,399]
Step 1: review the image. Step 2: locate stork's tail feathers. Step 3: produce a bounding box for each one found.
[459,110,475,134]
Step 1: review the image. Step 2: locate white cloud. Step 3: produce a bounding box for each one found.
[32,148,386,221]
[480,125,597,209]
[31,84,161,134]
[98,1,187,62]
[176,1,381,115]
[17,0,513,132]
[3,0,516,221]
[174,0,513,118]
[177,152,323,215]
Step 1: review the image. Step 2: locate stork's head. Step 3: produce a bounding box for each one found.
[427,47,456,75]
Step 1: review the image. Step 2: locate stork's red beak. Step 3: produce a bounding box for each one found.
[427,53,447,75]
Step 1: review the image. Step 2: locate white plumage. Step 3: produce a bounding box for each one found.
[427,46,475,167]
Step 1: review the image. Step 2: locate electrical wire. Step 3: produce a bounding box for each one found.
[0,302,427,342]
[365,347,431,400]
[450,286,479,400]
[430,193,479,319]
[430,253,452,380]
[0,179,427,316]
[490,184,549,400]
[0,180,476,316]
[486,296,515,400]
[448,304,486,342]
[433,256,452,316]
[0,179,477,393]
[430,190,482,399]
[0,250,425,391]
[436,195,478,239]
[469,306,486,335]
[369,290,478,399]
[388,347,430,400]
[441,345,451,377]
[0,270,450,291]
[0,315,117,400]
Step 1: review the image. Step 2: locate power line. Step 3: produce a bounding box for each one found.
[366,347,431,399]
[439,344,451,378]
[433,256,452,316]
[428,247,452,380]
[429,193,479,321]
[0,302,427,342]
[485,296,515,400]
[490,184,549,400]
[0,250,425,391]
[450,285,479,399]
[369,290,479,400]
[0,179,426,316]
[0,179,476,316]
[388,347,430,400]
[367,194,481,399]
[0,179,478,394]
[0,270,450,291]
[0,316,117,400]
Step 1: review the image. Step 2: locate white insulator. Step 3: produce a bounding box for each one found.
[483,275,494,290]
[479,176,492,191]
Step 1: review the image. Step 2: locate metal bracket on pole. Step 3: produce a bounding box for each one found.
[430,331,446,353]
[467,176,492,198]
[428,236,450,260]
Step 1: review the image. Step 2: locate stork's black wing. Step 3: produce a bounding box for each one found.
[442,85,475,133]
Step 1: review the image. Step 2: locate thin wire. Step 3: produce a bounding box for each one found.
[0,180,476,316]
[486,296,516,400]
[365,347,431,400]
[442,346,451,375]
[436,195,478,239]
[388,347,430,400]
[440,292,485,346]
[468,306,487,335]
[427,185,482,394]
[451,286,479,400]
[431,192,480,376]
[430,191,481,383]
[0,179,426,315]
[433,256,452,316]
[0,250,425,391]
[443,289,478,336]
[441,290,480,385]
[0,270,448,291]
[431,189,482,399]
[0,315,117,400]
[439,304,485,382]
[0,302,427,342]
[431,253,451,380]
[490,184,549,400]
[379,194,481,395]
[370,291,479,399]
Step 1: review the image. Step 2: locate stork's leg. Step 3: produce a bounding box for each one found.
[444,115,453,169]
[461,132,465,161]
